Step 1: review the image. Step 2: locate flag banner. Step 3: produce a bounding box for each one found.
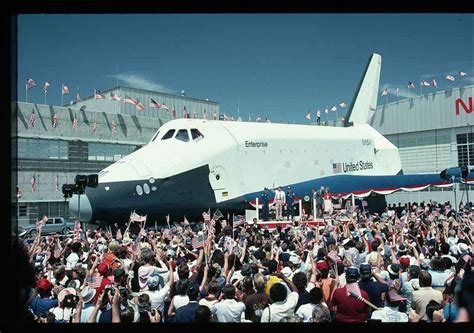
[53,245,62,259]
[233,215,246,228]
[325,108,329,113]
[230,115,234,121]
[54,174,59,192]
[74,220,81,231]
[332,163,342,174]
[237,116,242,122]
[408,82,415,89]
[26,78,36,90]
[130,211,147,223]
[116,228,122,240]
[381,88,388,96]
[92,119,97,133]
[31,175,36,192]
[446,75,455,81]
[193,111,197,119]
[331,106,337,112]
[305,111,311,120]
[459,71,467,77]
[150,98,161,108]
[165,214,170,227]
[172,107,176,118]
[162,228,172,240]
[76,92,82,102]
[136,100,145,111]
[183,216,189,225]
[29,112,36,128]
[203,110,208,119]
[256,116,262,122]
[340,101,347,108]
[94,90,106,99]
[421,80,431,87]
[62,85,70,95]
[266,117,271,123]
[52,113,58,128]
[124,95,138,105]
[43,81,50,92]
[202,211,210,222]
[327,250,342,263]
[432,79,437,88]
[213,112,217,120]
[396,88,400,96]
[110,92,121,101]
[161,103,169,110]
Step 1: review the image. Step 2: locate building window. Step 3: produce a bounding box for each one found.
[457,133,474,167]
[18,138,68,160]
[88,143,136,161]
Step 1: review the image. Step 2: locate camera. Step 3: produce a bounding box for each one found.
[104,286,115,297]
[63,294,79,308]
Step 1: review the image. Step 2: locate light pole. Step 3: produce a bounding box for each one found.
[16,187,22,225]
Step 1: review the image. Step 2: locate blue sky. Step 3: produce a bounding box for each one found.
[17,14,473,124]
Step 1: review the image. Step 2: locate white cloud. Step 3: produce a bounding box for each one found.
[106,72,175,94]
[382,83,418,98]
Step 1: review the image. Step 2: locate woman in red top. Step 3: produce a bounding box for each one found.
[330,267,370,322]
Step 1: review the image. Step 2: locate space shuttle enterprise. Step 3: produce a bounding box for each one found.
[69,53,453,224]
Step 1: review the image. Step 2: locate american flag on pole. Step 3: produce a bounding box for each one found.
[327,250,342,263]
[162,228,172,240]
[52,113,58,128]
[256,116,262,122]
[203,109,208,119]
[150,98,161,108]
[76,92,82,102]
[116,228,122,240]
[111,119,117,134]
[135,99,145,111]
[72,115,79,130]
[340,101,347,108]
[306,110,311,120]
[420,80,431,87]
[172,106,176,118]
[31,175,36,192]
[87,274,103,288]
[212,209,223,221]
[432,79,438,88]
[233,215,246,228]
[183,106,188,118]
[202,211,210,223]
[183,216,189,226]
[332,163,342,174]
[36,215,47,228]
[92,118,97,133]
[381,88,388,96]
[161,103,169,111]
[408,82,416,89]
[266,117,271,123]
[193,110,197,119]
[124,95,138,106]
[110,92,122,101]
[29,111,36,128]
[94,90,106,99]
[26,79,36,90]
[43,81,50,92]
[62,85,69,95]
[331,105,337,112]
[446,75,455,82]
[459,71,467,77]
[213,112,217,120]
[396,88,400,96]
[54,174,59,192]
[237,116,242,122]
[230,115,234,121]
[325,108,329,114]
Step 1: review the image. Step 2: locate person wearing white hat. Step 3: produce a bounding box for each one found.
[79,286,97,323]
[49,287,77,323]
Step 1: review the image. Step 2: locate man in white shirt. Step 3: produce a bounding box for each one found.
[142,261,174,315]
[274,187,286,221]
[371,289,409,322]
[210,285,246,322]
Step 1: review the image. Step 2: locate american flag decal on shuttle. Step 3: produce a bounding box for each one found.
[333,163,342,174]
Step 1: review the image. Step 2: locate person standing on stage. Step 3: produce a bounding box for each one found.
[286,186,295,221]
[261,188,270,221]
[274,187,286,221]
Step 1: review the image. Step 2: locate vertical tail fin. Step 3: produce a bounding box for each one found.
[344,53,382,127]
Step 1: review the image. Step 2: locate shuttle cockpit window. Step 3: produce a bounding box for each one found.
[175,129,190,142]
[161,129,175,140]
[191,128,204,141]
[150,130,160,142]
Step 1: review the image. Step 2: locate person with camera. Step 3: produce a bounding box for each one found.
[48,287,78,323]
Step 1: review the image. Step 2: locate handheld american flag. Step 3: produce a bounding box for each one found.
[202,211,210,223]
[130,211,147,223]
[233,215,246,228]
[212,209,223,221]
[191,234,206,249]
[86,274,103,288]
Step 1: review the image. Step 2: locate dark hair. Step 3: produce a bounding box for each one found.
[187,286,199,301]
[292,272,307,292]
[440,243,450,255]
[267,260,278,273]
[120,307,135,323]
[419,271,432,288]
[195,305,211,323]
[430,257,446,271]
[177,262,190,280]
[177,279,189,296]
[208,280,220,296]
[270,283,287,303]
[456,271,474,321]
[309,287,323,304]
[224,284,236,299]
[426,300,441,321]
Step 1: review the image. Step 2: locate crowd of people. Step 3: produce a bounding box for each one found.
[15,200,474,323]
